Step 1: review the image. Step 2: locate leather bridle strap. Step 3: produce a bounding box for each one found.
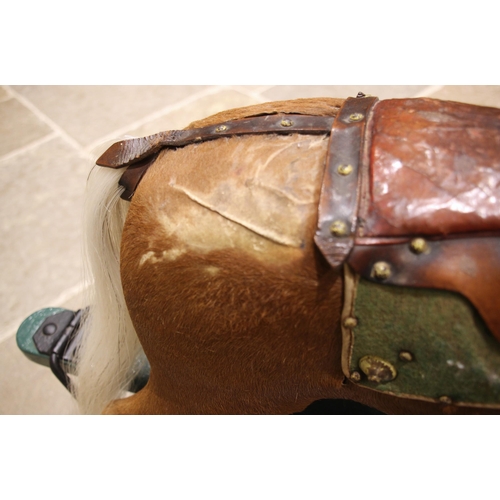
[314,96,379,267]
[97,114,335,169]
[96,113,336,201]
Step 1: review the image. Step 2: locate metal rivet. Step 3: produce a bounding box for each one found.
[280,118,293,127]
[43,323,57,335]
[337,164,353,176]
[372,261,391,281]
[330,220,348,237]
[215,125,228,132]
[410,237,428,254]
[399,351,414,362]
[343,317,358,329]
[350,371,361,382]
[349,113,364,122]
[439,396,452,405]
[359,355,397,383]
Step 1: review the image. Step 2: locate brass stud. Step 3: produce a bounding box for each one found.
[350,371,361,382]
[280,118,294,127]
[337,164,354,176]
[343,317,358,329]
[410,237,428,254]
[215,125,228,133]
[372,261,391,281]
[399,351,414,362]
[359,355,397,383]
[439,396,453,405]
[330,220,348,237]
[349,113,364,122]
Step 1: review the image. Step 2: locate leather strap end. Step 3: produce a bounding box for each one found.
[96,137,153,168]
[95,142,123,168]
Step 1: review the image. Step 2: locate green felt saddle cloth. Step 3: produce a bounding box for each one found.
[345,277,500,408]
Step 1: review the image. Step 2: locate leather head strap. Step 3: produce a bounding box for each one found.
[96,114,335,169]
[96,113,335,200]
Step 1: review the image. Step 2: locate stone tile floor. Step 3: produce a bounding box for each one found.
[1,85,499,414]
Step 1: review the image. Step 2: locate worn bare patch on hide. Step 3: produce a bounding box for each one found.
[204,266,220,276]
[139,248,186,266]
[136,133,328,265]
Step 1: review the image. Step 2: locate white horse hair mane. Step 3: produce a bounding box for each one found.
[72,161,144,414]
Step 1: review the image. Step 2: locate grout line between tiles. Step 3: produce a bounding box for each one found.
[0,85,13,103]
[0,132,58,165]
[413,85,445,98]
[0,282,86,346]
[85,85,230,152]
[4,86,87,156]
[225,85,271,103]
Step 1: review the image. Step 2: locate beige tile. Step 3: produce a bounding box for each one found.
[0,87,9,102]
[12,86,211,148]
[260,85,430,101]
[0,334,77,414]
[426,86,500,107]
[0,99,53,156]
[0,137,88,330]
[127,89,262,137]
[228,85,274,94]
[59,287,86,312]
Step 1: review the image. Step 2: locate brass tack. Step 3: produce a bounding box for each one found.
[343,317,358,329]
[372,261,391,281]
[330,220,348,237]
[215,125,228,132]
[349,113,364,122]
[337,164,354,176]
[280,118,294,127]
[439,396,453,405]
[359,355,397,383]
[350,371,361,382]
[410,237,428,254]
[399,351,414,362]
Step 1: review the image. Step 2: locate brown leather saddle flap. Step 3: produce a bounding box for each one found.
[348,98,500,342]
[358,98,500,237]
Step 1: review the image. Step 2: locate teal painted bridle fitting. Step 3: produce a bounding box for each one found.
[16,307,150,393]
[16,308,67,368]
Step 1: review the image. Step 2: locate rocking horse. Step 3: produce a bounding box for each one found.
[18,94,500,414]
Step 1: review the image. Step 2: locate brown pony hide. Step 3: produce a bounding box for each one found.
[103,98,498,414]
